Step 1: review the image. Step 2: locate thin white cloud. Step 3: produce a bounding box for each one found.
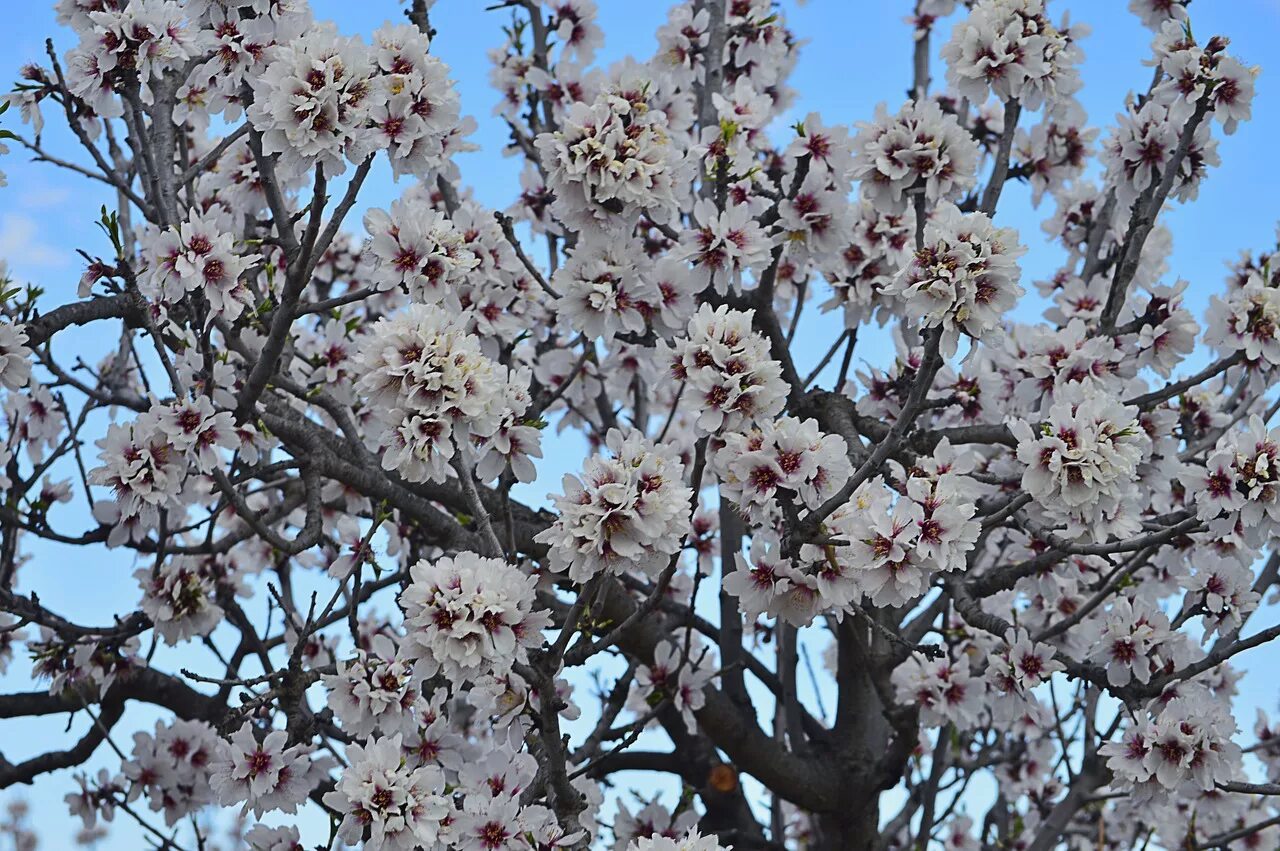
[18,184,71,209]
[0,212,69,271]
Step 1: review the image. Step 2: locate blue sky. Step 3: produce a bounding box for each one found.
[2,0,1280,847]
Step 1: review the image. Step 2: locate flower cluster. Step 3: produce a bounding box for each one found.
[677,199,773,293]
[248,25,378,179]
[30,629,142,699]
[850,99,980,215]
[0,320,31,392]
[536,84,685,231]
[364,23,463,178]
[363,198,479,306]
[64,0,201,118]
[353,304,528,482]
[134,556,224,645]
[1184,415,1280,545]
[123,719,219,827]
[1086,596,1197,688]
[1101,98,1219,212]
[625,829,730,851]
[885,203,1026,357]
[988,629,1065,697]
[612,800,699,851]
[399,551,545,684]
[797,455,980,609]
[941,0,1086,116]
[1103,694,1243,800]
[1151,21,1258,134]
[631,639,715,732]
[140,210,262,320]
[1204,274,1280,371]
[821,200,915,328]
[892,652,986,729]
[209,723,315,818]
[662,305,789,436]
[248,22,460,180]
[90,398,238,542]
[1011,388,1149,541]
[537,429,693,582]
[553,235,658,340]
[321,734,451,851]
[723,535,824,627]
[323,634,419,736]
[713,416,851,523]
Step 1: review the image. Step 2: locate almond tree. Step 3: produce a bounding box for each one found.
[0,0,1278,849]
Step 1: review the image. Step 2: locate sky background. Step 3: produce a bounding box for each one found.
[2,0,1280,847]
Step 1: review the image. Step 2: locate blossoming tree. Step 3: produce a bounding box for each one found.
[0,0,1277,849]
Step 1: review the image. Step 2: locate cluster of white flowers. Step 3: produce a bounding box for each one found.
[798,454,980,609]
[63,0,201,118]
[1182,558,1262,639]
[122,719,219,827]
[885,203,1026,357]
[90,398,238,542]
[248,22,459,180]
[537,429,693,583]
[850,99,979,215]
[677,199,773,293]
[1085,596,1197,688]
[1103,694,1243,800]
[363,198,479,306]
[474,368,544,484]
[941,0,1086,116]
[353,304,530,483]
[553,235,658,340]
[612,800,699,850]
[1011,388,1149,541]
[0,320,31,392]
[30,629,142,699]
[245,824,304,851]
[323,634,419,736]
[821,200,915,328]
[1101,98,1219,212]
[1014,121,1096,206]
[631,639,715,732]
[1151,22,1258,134]
[988,629,1065,697]
[363,23,464,178]
[399,552,545,685]
[134,556,224,645]
[713,416,851,523]
[444,199,552,344]
[1185,416,1280,545]
[892,652,986,730]
[209,723,315,818]
[1127,279,1200,376]
[662,305,789,435]
[247,25,378,179]
[535,84,685,231]
[722,535,822,628]
[1000,319,1126,411]
[625,829,730,851]
[140,210,262,319]
[1204,274,1280,370]
[777,171,854,270]
[1129,0,1188,31]
[321,734,451,851]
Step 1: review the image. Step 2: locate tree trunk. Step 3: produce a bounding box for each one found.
[816,799,882,851]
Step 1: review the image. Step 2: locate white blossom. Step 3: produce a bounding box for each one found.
[399,551,546,684]
[322,734,451,851]
[536,429,693,583]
